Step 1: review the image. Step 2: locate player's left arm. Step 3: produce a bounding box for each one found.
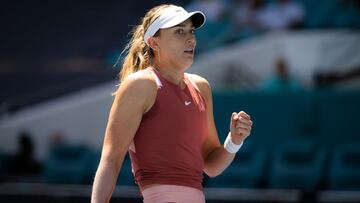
[189,74,253,177]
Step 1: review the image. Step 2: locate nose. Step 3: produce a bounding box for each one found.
[187,33,196,46]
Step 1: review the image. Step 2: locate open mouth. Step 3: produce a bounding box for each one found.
[184,48,194,54]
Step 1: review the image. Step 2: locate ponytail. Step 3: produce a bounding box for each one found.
[118,4,172,83]
[119,25,152,82]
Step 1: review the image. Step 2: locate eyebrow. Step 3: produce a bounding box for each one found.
[174,23,195,28]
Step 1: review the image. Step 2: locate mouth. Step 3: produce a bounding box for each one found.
[184,48,194,55]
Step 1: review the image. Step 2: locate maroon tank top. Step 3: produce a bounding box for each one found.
[129,67,208,191]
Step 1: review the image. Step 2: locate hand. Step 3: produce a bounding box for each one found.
[230,111,253,145]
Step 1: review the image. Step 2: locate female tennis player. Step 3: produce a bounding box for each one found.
[91,4,253,203]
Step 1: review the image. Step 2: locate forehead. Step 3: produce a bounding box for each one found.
[156,19,194,37]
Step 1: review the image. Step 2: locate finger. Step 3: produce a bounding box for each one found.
[238,118,253,126]
[231,112,238,121]
[230,112,237,130]
[238,111,251,119]
[231,112,237,121]
[235,122,251,130]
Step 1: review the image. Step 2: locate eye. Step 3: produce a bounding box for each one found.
[176,29,185,35]
[190,29,195,34]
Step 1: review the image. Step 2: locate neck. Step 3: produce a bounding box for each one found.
[153,61,186,87]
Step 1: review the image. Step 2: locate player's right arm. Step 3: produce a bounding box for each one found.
[91,72,157,203]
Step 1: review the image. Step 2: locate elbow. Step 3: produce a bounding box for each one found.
[207,172,220,178]
[100,147,127,170]
[203,166,223,178]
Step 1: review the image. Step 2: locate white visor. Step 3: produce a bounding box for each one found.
[144,5,206,45]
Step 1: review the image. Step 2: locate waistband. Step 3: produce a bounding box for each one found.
[142,184,205,203]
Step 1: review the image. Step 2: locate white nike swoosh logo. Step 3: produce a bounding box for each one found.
[185,101,191,106]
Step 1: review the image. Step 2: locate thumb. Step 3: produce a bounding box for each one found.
[230,112,237,130]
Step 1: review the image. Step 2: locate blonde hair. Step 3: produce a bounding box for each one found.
[118,4,173,83]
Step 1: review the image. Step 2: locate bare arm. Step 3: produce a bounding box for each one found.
[191,75,252,177]
[91,73,157,203]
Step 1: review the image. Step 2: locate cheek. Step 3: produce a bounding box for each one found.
[161,42,182,55]
[159,36,185,55]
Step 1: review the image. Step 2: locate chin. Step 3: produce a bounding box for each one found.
[183,61,193,69]
[185,56,194,64]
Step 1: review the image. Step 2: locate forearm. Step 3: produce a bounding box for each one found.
[203,145,236,177]
[91,159,121,203]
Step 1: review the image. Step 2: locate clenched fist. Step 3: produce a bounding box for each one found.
[229,111,253,145]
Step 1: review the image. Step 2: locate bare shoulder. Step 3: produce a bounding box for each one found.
[114,69,158,112]
[117,69,157,93]
[186,73,212,100]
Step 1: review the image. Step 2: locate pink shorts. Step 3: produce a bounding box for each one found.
[142,184,205,203]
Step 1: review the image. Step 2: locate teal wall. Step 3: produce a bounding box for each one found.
[212,90,360,149]
[209,90,360,190]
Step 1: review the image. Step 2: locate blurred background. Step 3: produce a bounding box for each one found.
[1,0,360,202]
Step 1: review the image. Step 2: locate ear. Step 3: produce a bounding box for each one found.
[148,37,160,51]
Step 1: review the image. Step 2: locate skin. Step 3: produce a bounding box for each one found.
[91,18,253,203]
